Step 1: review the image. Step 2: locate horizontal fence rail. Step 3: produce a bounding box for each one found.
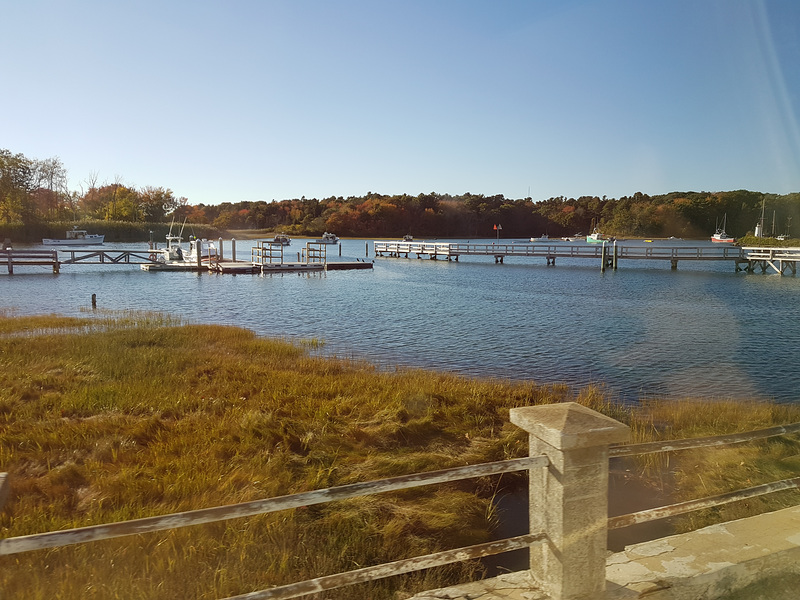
[58,249,162,264]
[609,422,800,458]
[221,533,547,600]
[373,241,749,262]
[0,455,547,557]
[608,477,800,530]
[609,422,800,530]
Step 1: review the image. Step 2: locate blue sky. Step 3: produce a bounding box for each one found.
[4,0,799,205]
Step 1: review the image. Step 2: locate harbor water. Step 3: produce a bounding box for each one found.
[2,238,799,404]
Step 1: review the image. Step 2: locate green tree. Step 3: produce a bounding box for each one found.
[0,149,35,224]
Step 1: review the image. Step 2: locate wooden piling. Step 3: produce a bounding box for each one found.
[601,243,606,272]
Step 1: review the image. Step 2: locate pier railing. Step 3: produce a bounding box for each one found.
[2,405,799,600]
[374,241,800,275]
[0,249,59,274]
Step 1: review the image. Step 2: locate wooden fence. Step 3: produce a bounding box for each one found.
[1,406,799,600]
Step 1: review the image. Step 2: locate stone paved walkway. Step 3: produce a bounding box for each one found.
[407,571,549,600]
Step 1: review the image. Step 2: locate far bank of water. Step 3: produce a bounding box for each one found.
[2,238,799,403]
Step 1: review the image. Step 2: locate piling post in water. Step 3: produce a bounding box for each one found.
[231,239,236,262]
[600,242,606,272]
[196,240,202,269]
[339,242,342,256]
[366,241,369,257]
[91,294,97,308]
[510,403,630,600]
[613,241,618,270]
[218,238,224,261]
[6,251,12,275]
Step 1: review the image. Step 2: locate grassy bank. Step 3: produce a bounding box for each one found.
[1,311,798,599]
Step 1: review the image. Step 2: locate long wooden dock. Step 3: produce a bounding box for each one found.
[373,241,800,274]
[0,245,373,275]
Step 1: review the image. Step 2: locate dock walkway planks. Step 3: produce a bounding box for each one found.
[373,241,800,275]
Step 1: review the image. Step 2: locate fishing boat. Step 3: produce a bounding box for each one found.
[272,233,291,246]
[711,214,735,243]
[42,227,104,246]
[402,234,414,242]
[315,232,339,244]
[586,228,608,243]
[530,234,551,242]
[141,221,217,270]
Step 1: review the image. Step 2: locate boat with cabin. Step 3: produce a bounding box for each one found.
[711,214,735,243]
[315,232,339,244]
[42,227,104,246]
[273,233,291,246]
[586,228,608,243]
[141,221,217,270]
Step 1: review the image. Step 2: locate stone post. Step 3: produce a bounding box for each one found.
[510,402,630,600]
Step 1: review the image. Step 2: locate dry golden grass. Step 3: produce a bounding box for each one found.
[1,311,798,599]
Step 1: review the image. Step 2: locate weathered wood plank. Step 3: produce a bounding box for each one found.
[608,477,800,529]
[220,533,546,600]
[610,422,800,458]
[0,456,547,556]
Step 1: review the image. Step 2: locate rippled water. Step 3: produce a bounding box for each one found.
[3,238,799,403]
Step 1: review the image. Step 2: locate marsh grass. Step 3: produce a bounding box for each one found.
[1,312,799,599]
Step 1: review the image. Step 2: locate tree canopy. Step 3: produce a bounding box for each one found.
[2,148,798,240]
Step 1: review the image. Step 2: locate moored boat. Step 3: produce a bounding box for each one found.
[273,233,291,246]
[141,222,217,270]
[315,232,339,244]
[711,214,735,243]
[586,228,608,243]
[42,227,104,246]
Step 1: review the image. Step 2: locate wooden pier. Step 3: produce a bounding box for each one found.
[373,241,800,274]
[1,249,60,274]
[2,240,373,275]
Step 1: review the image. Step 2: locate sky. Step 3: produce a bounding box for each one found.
[3,0,800,205]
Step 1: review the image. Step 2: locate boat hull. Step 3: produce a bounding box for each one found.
[42,236,105,245]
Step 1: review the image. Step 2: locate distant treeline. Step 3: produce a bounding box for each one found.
[2,147,798,241]
[192,189,800,240]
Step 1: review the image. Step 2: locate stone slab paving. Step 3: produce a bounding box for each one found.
[409,504,800,600]
[406,571,549,600]
[605,504,800,599]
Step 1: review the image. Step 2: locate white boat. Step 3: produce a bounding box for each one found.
[42,227,104,246]
[711,214,735,243]
[273,233,291,246]
[315,232,339,244]
[402,234,414,242]
[142,221,217,269]
[530,234,551,242]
